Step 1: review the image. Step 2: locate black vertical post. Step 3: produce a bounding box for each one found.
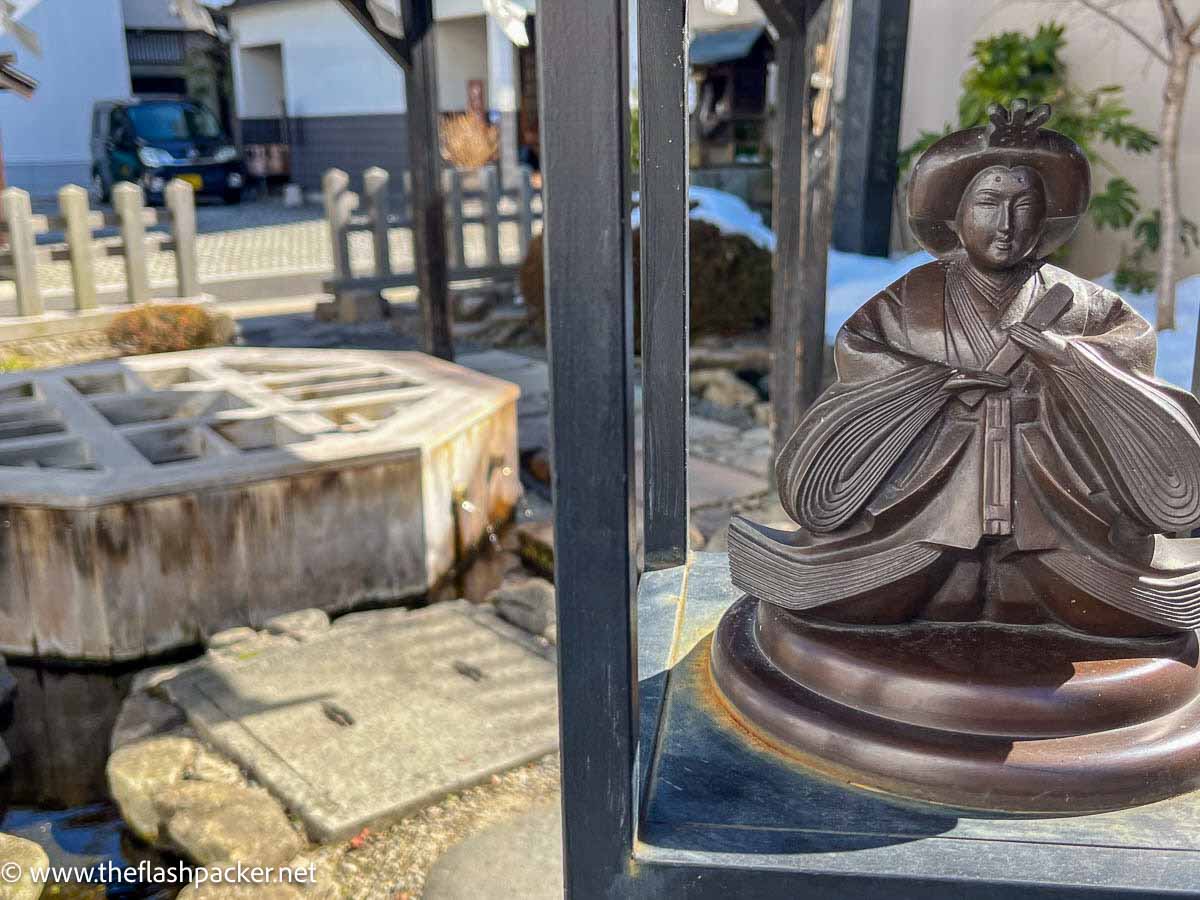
[768,27,809,462]
[539,0,637,897]
[768,0,838,466]
[401,0,454,360]
[833,0,910,256]
[638,0,689,569]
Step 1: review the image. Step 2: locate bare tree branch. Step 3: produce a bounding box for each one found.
[1074,0,1171,63]
[1157,0,1187,35]
[1185,11,1200,41]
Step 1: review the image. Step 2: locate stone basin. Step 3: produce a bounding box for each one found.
[0,348,520,662]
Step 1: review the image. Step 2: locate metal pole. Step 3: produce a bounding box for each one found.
[538,0,637,893]
[638,0,690,569]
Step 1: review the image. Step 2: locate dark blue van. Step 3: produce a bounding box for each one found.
[91,97,245,204]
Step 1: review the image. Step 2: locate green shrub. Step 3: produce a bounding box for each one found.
[106,304,224,355]
[519,220,772,342]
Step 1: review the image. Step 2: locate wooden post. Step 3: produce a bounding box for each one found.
[1,187,42,316]
[538,0,637,893]
[638,0,690,568]
[517,167,535,259]
[768,32,808,461]
[400,0,454,359]
[482,165,501,267]
[113,182,150,305]
[447,169,466,270]
[833,0,910,256]
[58,184,98,311]
[165,179,200,299]
[322,168,354,282]
[364,166,392,278]
[766,0,838,470]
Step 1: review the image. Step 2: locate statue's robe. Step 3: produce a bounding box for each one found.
[730,258,1200,633]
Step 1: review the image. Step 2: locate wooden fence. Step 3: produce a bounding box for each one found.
[321,165,542,315]
[0,179,200,321]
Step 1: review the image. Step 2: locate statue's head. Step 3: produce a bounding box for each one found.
[955,165,1047,271]
[907,101,1090,262]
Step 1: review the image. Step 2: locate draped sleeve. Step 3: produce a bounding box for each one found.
[777,278,953,532]
[1042,284,1200,532]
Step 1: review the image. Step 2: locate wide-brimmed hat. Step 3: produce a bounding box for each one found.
[907,101,1091,259]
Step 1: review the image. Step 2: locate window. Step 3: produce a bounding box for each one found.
[126,102,223,142]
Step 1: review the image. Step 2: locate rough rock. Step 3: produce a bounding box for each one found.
[332,608,412,630]
[753,401,772,427]
[516,522,555,576]
[488,578,556,641]
[525,448,552,485]
[106,736,200,844]
[110,690,188,752]
[206,627,258,650]
[689,337,771,373]
[0,833,49,900]
[156,782,303,868]
[690,369,760,409]
[190,747,248,786]
[130,660,202,696]
[263,609,331,642]
[455,291,498,323]
[207,633,296,663]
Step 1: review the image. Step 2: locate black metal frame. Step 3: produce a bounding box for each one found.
[539,1,1200,896]
[538,0,843,896]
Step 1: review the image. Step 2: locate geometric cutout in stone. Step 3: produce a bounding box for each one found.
[0,348,521,662]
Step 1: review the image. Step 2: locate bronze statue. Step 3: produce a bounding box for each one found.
[713,102,1200,814]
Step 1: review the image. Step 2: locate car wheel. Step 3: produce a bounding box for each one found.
[222,188,243,205]
[90,170,109,203]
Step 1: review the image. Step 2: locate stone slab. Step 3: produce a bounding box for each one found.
[637,553,1200,893]
[422,803,563,900]
[163,600,559,843]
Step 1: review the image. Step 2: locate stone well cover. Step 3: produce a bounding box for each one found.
[0,348,520,661]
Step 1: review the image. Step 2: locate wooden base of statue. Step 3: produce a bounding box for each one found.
[710,595,1200,814]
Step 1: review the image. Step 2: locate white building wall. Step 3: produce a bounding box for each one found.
[230,0,495,118]
[898,0,1200,279]
[231,0,407,117]
[436,15,487,111]
[0,0,131,194]
[238,43,286,119]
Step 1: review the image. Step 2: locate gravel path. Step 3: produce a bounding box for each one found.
[299,755,561,899]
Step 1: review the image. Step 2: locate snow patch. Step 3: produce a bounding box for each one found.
[635,187,1199,389]
[631,186,776,250]
[1096,274,1200,389]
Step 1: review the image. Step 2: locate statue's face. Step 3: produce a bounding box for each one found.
[956,166,1047,271]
